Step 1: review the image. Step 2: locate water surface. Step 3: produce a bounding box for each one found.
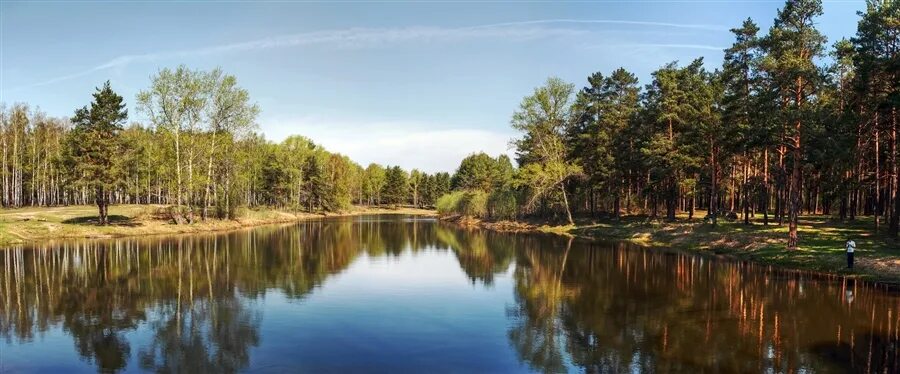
[1,215,897,373]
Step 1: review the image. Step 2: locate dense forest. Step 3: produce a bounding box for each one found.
[0,67,450,223]
[437,0,899,247]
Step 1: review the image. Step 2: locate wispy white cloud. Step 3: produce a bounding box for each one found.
[627,43,726,51]
[19,55,155,89]
[12,18,726,91]
[586,43,726,51]
[13,26,580,91]
[467,19,727,32]
[260,116,514,173]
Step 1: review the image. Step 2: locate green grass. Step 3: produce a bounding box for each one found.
[565,213,899,283]
[0,204,436,247]
[0,205,154,245]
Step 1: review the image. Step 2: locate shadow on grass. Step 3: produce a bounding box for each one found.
[61,215,140,227]
[547,212,898,281]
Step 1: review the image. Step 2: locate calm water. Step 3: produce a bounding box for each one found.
[0,215,898,373]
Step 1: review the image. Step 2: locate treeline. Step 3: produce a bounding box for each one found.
[438,0,899,246]
[0,67,450,222]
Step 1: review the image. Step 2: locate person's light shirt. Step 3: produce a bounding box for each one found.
[846,240,856,253]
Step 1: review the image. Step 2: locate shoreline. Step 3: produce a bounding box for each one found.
[0,204,436,247]
[3,205,896,285]
[439,214,900,285]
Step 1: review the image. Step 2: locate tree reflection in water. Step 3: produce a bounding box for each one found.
[437,226,515,286]
[1,216,898,373]
[506,236,576,373]
[0,216,440,372]
[506,237,900,373]
[137,297,260,372]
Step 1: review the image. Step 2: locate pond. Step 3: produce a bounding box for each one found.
[0,215,897,373]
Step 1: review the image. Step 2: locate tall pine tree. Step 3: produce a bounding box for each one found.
[761,0,826,249]
[66,82,128,225]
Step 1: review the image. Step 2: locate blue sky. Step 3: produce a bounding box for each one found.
[1,1,864,173]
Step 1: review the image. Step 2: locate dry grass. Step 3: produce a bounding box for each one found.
[0,204,435,247]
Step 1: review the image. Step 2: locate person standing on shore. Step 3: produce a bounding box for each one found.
[845,238,856,269]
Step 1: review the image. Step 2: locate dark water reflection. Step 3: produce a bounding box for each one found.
[0,215,897,373]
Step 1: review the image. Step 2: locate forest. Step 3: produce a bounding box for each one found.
[0,0,896,250]
[437,0,899,248]
[0,67,450,224]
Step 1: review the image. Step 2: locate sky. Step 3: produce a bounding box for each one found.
[0,0,865,173]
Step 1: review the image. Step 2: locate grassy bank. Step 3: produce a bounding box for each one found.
[0,204,436,247]
[442,213,900,284]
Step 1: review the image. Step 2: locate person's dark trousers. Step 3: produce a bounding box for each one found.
[847,252,854,269]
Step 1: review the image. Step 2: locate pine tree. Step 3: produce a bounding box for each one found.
[571,68,641,219]
[65,82,128,225]
[761,0,826,249]
[382,166,409,205]
[852,0,900,236]
[722,18,762,225]
[643,60,708,221]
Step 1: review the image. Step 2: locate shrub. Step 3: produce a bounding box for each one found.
[460,190,488,218]
[488,189,519,220]
[436,191,466,215]
[436,190,488,218]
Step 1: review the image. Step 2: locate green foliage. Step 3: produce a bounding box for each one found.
[638,59,720,219]
[381,166,409,205]
[428,0,898,251]
[413,171,450,207]
[6,67,443,218]
[362,163,387,205]
[451,152,514,191]
[487,189,520,220]
[64,81,128,224]
[511,77,581,223]
[436,191,466,216]
[136,66,261,220]
[435,190,489,218]
[5,0,899,246]
[568,68,642,220]
[461,190,489,218]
